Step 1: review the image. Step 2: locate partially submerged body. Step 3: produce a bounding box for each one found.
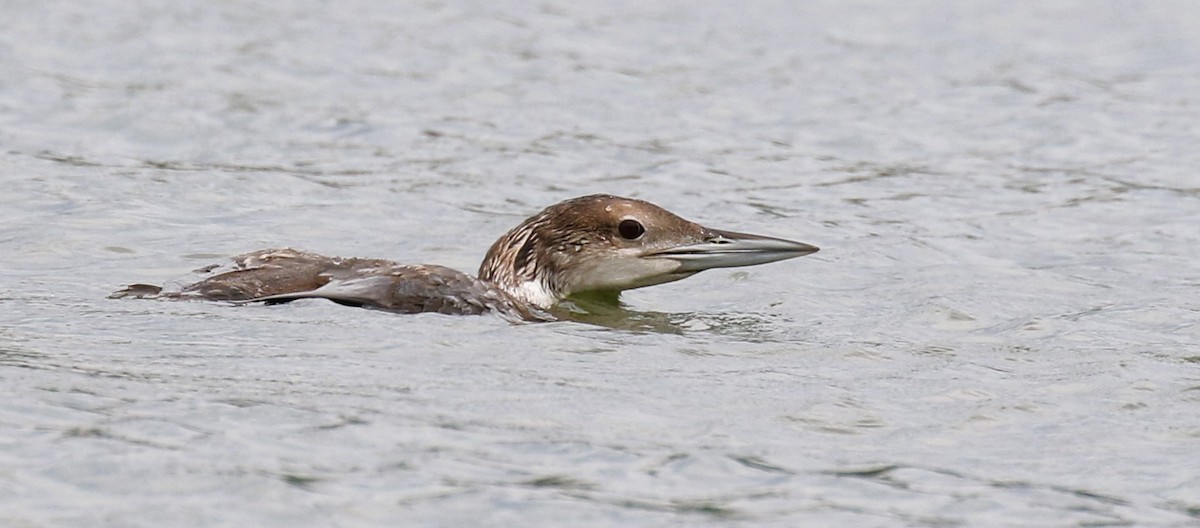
[113,248,546,320]
[112,195,819,321]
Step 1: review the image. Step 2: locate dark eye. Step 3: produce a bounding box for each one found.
[617,219,645,240]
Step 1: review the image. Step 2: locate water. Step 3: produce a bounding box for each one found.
[3,1,1199,526]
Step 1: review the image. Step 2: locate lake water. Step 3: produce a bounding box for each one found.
[2,1,1199,526]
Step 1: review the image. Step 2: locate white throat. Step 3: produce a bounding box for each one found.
[508,280,560,309]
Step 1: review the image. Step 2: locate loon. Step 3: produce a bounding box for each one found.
[111,194,819,321]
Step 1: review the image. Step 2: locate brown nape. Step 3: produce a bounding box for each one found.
[110,194,819,321]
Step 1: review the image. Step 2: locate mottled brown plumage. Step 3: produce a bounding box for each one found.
[111,194,818,321]
[110,249,544,321]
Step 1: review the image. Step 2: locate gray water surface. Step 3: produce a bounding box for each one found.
[3,1,1199,526]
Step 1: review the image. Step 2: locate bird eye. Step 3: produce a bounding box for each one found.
[617,219,645,240]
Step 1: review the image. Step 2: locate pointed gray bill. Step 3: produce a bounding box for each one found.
[649,228,819,272]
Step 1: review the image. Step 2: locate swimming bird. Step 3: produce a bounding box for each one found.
[111,194,819,321]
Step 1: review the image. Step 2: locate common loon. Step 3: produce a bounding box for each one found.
[111,194,819,321]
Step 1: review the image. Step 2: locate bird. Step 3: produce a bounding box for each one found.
[110,194,819,321]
